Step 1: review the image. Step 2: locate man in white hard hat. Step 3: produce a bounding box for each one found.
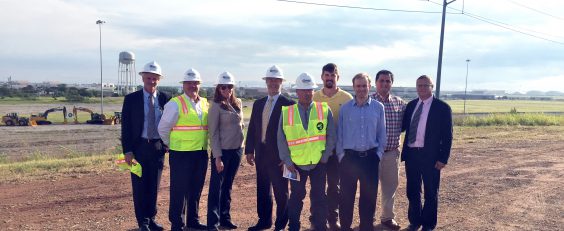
[245,65,295,231]
[312,63,353,230]
[278,73,336,231]
[121,60,171,231]
[158,68,209,231]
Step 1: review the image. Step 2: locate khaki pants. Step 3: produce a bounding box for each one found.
[378,148,400,221]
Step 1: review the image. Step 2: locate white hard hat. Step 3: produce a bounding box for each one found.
[139,61,162,76]
[294,72,318,90]
[262,65,285,80]
[216,71,236,85]
[180,68,202,83]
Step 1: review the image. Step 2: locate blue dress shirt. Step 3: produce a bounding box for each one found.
[142,89,163,139]
[336,97,387,161]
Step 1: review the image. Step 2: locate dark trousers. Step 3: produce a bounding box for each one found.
[339,149,380,231]
[131,140,165,227]
[325,154,340,223]
[288,163,327,231]
[255,145,289,229]
[168,150,208,229]
[207,148,242,229]
[405,148,441,230]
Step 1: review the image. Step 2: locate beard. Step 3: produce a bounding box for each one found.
[324,81,334,89]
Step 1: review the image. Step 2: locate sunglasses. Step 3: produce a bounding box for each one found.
[220,85,234,90]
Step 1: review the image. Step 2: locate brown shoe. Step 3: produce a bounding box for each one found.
[328,221,341,231]
[381,219,401,231]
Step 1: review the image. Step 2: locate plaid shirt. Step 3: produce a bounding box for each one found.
[373,93,406,151]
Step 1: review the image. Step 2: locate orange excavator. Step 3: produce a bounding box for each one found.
[30,107,68,125]
[72,106,120,125]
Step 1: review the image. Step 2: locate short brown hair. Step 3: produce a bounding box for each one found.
[352,73,371,85]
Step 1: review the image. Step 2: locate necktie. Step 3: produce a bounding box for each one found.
[408,102,424,144]
[261,97,274,143]
[147,95,158,139]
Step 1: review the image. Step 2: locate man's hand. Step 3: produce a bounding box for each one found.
[285,163,297,173]
[215,157,224,173]
[124,152,134,166]
[435,161,446,170]
[246,153,255,166]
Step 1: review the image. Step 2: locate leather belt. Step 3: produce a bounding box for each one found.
[345,148,377,158]
[141,138,161,143]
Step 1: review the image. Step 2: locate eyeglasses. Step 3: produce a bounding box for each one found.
[220,85,234,90]
[416,84,433,88]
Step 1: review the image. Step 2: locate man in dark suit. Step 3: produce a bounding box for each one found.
[401,75,452,231]
[121,61,171,231]
[245,65,295,231]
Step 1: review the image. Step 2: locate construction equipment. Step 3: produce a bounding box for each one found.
[30,106,68,125]
[72,106,120,125]
[2,113,31,126]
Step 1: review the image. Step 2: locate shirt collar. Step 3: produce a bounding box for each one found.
[297,102,314,111]
[374,92,391,102]
[143,89,157,98]
[353,96,371,107]
[418,95,434,105]
[184,93,200,103]
[268,93,281,102]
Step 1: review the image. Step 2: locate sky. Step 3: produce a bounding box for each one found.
[1,0,564,93]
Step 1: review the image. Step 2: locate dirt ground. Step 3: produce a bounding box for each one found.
[0,122,563,230]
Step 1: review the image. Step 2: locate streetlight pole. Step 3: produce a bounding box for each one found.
[435,0,457,99]
[96,19,106,115]
[464,59,470,114]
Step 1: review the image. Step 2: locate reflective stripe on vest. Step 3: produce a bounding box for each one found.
[169,95,208,151]
[282,102,329,166]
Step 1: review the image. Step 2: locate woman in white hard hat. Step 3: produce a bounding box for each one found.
[206,71,245,231]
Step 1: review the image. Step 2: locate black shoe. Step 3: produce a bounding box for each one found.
[138,224,151,231]
[248,222,272,231]
[421,227,434,231]
[187,222,207,230]
[220,220,238,229]
[208,226,219,231]
[149,220,164,231]
[407,224,421,231]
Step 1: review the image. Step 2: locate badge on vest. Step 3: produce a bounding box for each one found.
[316,122,324,131]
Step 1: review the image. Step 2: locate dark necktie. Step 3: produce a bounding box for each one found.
[408,102,424,144]
[147,95,158,139]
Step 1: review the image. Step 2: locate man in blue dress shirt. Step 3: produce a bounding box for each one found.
[337,73,387,231]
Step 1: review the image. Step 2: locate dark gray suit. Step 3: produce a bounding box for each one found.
[401,96,452,230]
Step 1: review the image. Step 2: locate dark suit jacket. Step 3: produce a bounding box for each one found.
[401,97,453,164]
[121,89,171,154]
[245,94,295,162]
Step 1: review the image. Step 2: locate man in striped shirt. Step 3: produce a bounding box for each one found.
[372,70,406,231]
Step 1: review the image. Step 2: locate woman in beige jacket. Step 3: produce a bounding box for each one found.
[207,72,244,231]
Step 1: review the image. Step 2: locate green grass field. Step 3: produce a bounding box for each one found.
[0,96,124,105]
[446,100,564,113]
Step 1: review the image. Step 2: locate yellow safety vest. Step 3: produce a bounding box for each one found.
[282,102,329,165]
[169,95,208,151]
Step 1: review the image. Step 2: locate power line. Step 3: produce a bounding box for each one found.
[427,0,564,45]
[275,0,460,14]
[507,0,564,21]
[275,0,564,45]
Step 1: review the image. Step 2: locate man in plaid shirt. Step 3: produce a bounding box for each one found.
[372,70,406,231]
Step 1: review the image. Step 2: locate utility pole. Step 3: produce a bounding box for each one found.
[96,19,106,115]
[464,59,470,114]
[435,0,457,99]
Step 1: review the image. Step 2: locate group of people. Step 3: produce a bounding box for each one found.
[121,61,453,231]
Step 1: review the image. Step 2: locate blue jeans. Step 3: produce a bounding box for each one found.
[288,163,327,231]
[207,148,242,229]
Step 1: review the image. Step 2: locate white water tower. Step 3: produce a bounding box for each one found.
[118,51,137,95]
